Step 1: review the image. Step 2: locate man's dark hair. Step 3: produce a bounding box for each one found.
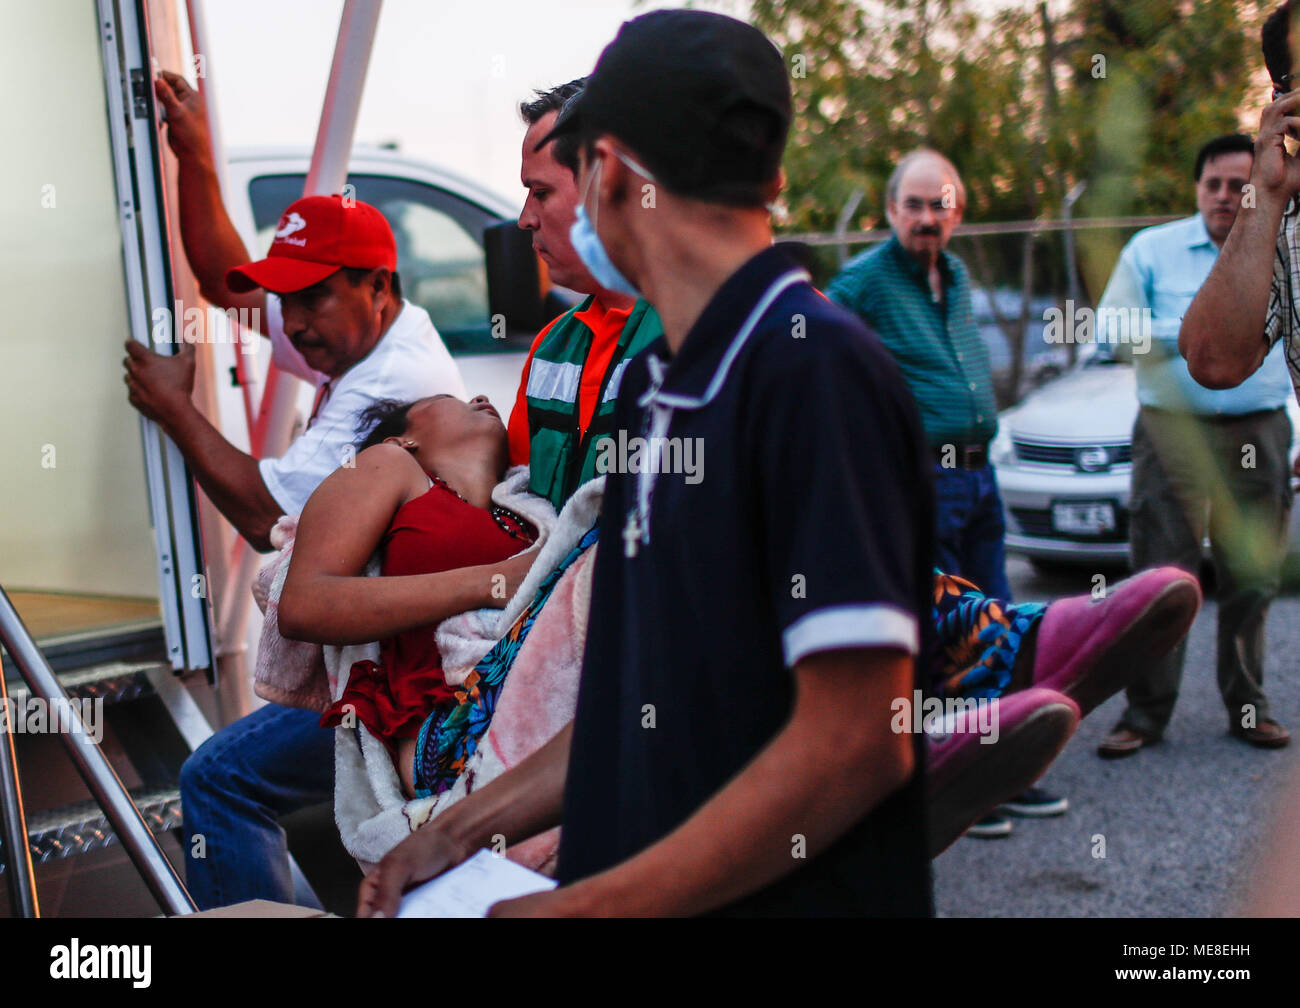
[1194,134,1255,180]
[1263,2,1292,91]
[342,265,402,301]
[354,398,414,452]
[519,78,587,177]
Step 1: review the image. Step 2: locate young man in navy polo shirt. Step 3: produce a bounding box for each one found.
[363,9,935,917]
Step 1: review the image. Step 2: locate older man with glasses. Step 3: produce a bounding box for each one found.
[829,150,1006,599]
[827,148,1067,835]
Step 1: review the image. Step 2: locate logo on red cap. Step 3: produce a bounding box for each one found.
[274,212,308,244]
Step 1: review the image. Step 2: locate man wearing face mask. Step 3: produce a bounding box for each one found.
[359,37,1210,914]
[365,10,937,917]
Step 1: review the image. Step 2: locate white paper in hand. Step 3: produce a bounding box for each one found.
[396,849,557,918]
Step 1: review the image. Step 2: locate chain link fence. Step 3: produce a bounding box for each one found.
[781,215,1181,407]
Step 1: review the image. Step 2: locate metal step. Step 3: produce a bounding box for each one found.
[1,659,211,879]
[0,589,199,913]
[3,659,165,710]
[0,786,181,874]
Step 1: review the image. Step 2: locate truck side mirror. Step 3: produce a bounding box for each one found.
[484,220,548,337]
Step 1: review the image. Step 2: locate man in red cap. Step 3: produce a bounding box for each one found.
[123,185,466,552]
[126,71,472,913]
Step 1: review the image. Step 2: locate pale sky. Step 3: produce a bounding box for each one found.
[202,0,714,208]
[199,0,1065,211]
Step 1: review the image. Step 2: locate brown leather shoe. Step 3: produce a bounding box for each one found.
[1097,726,1155,758]
[1230,719,1291,749]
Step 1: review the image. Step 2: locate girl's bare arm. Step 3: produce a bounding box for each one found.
[278,444,531,644]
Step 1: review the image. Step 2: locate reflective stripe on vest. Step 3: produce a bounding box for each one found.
[525,297,663,510]
[525,358,583,405]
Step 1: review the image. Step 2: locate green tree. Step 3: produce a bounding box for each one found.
[751,0,1065,233]
[1063,0,1268,294]
[752,0,1266,238]
[750,0,1268,397]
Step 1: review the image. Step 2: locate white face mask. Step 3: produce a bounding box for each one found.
[569,150,657,300]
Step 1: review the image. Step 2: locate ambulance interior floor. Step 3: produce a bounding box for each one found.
[6,590,160,643]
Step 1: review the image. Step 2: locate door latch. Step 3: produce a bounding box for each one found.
[129,68,150,120]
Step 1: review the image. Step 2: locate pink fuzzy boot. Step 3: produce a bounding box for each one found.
[927,687,1080,857]
[1032,566,1201,718]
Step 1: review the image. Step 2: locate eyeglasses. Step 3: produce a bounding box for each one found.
[1201,178,1248,195]
[900,197,956,216]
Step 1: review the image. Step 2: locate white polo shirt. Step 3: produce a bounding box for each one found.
[258,296,467,513]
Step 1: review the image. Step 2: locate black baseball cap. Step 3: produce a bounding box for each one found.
[540,10,791,206]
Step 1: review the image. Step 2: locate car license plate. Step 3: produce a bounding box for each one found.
[1051,501,1116,535]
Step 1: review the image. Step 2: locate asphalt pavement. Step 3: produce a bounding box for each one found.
[932,556,1300,917]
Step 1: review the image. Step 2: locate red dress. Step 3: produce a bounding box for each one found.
[319,478,532,746]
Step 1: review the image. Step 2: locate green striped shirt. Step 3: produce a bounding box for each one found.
[826,235,998,449]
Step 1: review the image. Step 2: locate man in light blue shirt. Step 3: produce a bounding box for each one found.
[1096,134,1293,756]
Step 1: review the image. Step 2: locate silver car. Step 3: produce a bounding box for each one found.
[991,352,1300,569]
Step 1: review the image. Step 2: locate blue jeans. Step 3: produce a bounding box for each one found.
[933,462,1012,601]
[179,703,335,910]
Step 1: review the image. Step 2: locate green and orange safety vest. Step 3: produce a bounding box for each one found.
[507,295,663,510]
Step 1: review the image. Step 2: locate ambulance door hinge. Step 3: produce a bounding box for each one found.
[129,68,150,120]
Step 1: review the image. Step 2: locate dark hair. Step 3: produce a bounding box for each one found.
[519,78,587,177]
[342,265,402,301]
[1194,134,1255,180]
[1263,2,1292,90]
[354,398,414,452]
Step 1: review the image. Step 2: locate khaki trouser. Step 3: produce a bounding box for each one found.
[1120,406,1293,737]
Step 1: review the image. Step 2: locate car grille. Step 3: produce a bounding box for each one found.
[1009,506,1130,543]
[1012,440,1132,467]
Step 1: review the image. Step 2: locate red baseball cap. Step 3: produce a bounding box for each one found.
[226,194,397,294]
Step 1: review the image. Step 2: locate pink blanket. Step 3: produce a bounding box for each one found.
[252,516,333,712]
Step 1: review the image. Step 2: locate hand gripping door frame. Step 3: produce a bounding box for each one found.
[98,0,214,675]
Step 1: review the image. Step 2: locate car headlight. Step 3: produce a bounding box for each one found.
[990,426,1015,466]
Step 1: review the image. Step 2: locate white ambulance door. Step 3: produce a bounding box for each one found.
[98,0,213,674]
